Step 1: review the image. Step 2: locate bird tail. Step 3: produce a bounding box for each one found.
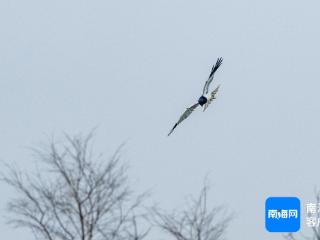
[203,85,220,112]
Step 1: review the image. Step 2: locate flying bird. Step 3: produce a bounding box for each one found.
[168,57,223,136]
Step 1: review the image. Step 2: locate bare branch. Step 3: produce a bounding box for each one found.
[1,132,150,240]
[152,183,233,240]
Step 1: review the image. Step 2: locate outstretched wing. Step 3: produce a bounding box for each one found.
[202,57,223,95]
[203,85,220,111]
[168,103,199,136]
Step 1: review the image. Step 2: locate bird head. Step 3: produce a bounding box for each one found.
[198,96,208,106]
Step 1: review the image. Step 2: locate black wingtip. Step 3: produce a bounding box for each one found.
[168,123,178,136]
[209,57,223,78]
[215,57,223,68]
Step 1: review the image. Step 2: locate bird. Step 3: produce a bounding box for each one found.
[168,57,223,136]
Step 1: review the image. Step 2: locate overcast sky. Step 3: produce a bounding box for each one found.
[1,0,320,239]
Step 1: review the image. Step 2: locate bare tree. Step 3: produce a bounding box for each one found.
[1,132,149,240]
[284,231,317,240]
[152,183,233,240]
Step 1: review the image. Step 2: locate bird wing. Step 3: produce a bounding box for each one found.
[203,85,220,112]
[168,103,199,136]
[202,57,223,95]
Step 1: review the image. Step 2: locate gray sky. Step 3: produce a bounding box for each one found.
[1,0,320,239]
